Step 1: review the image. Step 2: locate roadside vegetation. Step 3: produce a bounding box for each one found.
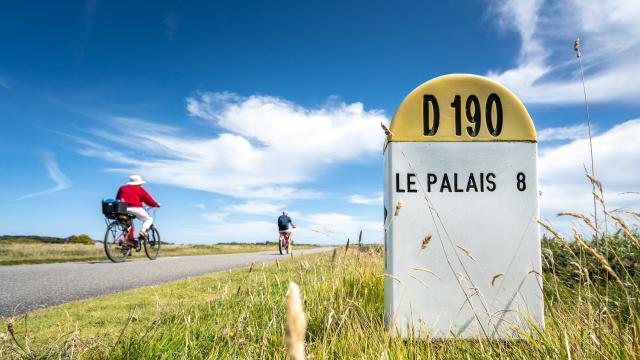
[2,220,640,358]
[0,237,316,265]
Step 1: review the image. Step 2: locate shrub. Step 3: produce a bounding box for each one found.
[65,234,95,245]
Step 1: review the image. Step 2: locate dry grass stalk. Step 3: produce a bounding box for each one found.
[410,267,442,280]
[394,200,403,216]
[409,274,429,288]
[331,248,337,263]
[575,233,624,286]
[528,269,542,277]
[249,262,254,273]
[592,190,604,205]
[625,210,640,221]
[585,173,603,194]
[558,212,597,233]
[564,330,572,360]
[285,282,307,360]
[538,220,565,242]
[345,238,350,253]
[608,212,639,245]
[538,219,581,260]
[380,121,391,137]
[491,273,504,286]
[456,245,476,261]
[421,235,432,250]
[382,273,402,283]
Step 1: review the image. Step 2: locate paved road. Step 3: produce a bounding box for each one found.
[0,247,333,317]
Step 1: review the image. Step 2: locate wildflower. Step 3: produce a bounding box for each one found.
[223,327,234,337]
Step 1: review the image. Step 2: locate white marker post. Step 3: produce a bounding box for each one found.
[383,74,543,338]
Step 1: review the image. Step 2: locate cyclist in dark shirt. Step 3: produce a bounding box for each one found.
[278,211,295,232]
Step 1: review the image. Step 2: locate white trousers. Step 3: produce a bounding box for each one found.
[127,207,153,233]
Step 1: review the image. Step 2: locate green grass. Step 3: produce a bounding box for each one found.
[2,235,640,359]
[0,243,315,265]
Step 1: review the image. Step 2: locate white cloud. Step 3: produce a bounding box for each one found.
[77,93,386,199]
[538,123,591,142]
[191,203,206,209]
[348,192,383,205]
[18,153,71,200]
[201,212,230,223]
[539,119,640,232]
[488,0,640,104]
[224,201,284,216]
[299,212,382,244]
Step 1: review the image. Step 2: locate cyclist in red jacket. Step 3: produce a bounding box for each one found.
[116,175,160,239]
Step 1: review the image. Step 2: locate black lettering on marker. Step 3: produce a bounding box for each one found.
[395,173,405,193]
[453,173,463,192]
[427,173,437,192]
[407,173,417,193]
[486,173,496,192]
[440,174,452,192]
[423,95,440,136]
[480,172,485,192]
[466,173,478,192]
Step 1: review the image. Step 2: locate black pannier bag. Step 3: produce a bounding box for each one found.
[102,199,128,219]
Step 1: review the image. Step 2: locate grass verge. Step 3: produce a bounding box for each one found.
[2,238,639,358]
[0,243,315,266]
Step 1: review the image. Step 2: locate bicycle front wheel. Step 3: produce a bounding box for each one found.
[104,221,130,263]
[144,225,161,260]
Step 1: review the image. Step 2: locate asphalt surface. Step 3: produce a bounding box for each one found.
[0,247,333,317]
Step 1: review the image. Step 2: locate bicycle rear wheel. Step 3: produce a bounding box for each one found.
[144,225,161,260]
[104,221,130,263]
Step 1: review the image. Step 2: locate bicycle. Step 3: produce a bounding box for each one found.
[102,202,161,262]
[278,229,293,255]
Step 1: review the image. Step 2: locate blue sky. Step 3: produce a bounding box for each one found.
[1,0,639,244]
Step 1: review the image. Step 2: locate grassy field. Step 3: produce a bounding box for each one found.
[0,242,314,265]
[2,226,640,358]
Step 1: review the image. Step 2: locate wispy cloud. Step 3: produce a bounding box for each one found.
[298,212,382,244]
[201,212,230,223]
[164,13,177,41]
[18,153,72,200]
[224,201,285,216]
[348,192,383,205]
[488,0,640,104]
[539,119,640,231]
[538,123,590,142]
[0,77,9,91]
[76,93,386,199]
[77,0,98,60]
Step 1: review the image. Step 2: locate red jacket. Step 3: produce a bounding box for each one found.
[116,185,159,208]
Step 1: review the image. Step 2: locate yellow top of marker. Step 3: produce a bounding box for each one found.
[389,74,536,142]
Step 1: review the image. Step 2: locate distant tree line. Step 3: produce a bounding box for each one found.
[0,234,97,245]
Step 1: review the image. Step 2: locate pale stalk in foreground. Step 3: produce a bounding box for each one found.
[286,281,307,360]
